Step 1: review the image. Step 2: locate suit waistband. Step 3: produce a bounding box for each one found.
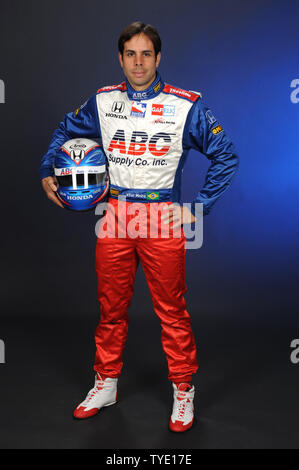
[109,185,173,203]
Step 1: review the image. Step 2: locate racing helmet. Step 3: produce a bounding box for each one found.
[54,138,109,211]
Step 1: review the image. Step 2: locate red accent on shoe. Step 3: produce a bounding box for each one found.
[73,407,99,419]
[169,418,194,433]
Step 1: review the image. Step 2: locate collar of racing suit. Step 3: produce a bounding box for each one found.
[125,72,164,101]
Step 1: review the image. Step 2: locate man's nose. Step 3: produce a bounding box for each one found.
[135,53,143,66]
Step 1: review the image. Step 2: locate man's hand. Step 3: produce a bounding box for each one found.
[41,176,64,208]
[161,203,197,229]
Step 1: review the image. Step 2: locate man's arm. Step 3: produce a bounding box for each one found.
[183,97,239,217]
[40,94,101,206]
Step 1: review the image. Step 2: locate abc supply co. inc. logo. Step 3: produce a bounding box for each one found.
[0,79,5,104]
[290,79,299,103]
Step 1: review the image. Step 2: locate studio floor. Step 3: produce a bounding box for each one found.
[0,311,298,450]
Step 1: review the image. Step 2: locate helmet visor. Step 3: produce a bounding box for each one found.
[55,166,107,189]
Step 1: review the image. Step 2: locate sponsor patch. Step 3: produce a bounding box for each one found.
[133,91,148,100]
[206,110,217,125]
[70,144,86,149]
[147,192,160,201]
[60,168,73,176]
[130,102,147,118]
[105,113,127,120]
[152,118,176,125]
[152,104,163,116]
[152,104,175,117]
[153,82,161,94]
[74,100,87,117]
[163,85,199,102]
[164,105,175,117]
[212,125,223,135]
[108,130,175,157]
[97,83,125,93]
[110,188,119,196]
[111,102,125,113]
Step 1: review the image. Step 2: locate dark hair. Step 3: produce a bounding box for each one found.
[118,22,162,57]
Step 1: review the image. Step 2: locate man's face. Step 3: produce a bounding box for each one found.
[119,33,161,91]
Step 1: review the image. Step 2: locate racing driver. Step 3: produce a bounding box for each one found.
[40,22,239,432]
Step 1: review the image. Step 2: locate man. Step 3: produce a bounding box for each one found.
[40,22,238,432]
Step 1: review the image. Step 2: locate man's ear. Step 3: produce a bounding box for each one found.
[156,52,161,68]
[118,52,124,69]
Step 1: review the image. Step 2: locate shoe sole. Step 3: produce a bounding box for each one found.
[169,418,194,433]
[168,425,193,433]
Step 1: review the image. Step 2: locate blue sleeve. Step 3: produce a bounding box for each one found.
[183,97,239,216]
[39,94,101,179]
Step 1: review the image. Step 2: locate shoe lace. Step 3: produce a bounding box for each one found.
[82,377,105,405]
[177,398,187,420]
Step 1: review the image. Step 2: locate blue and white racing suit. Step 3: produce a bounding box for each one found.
[40,72,238,217]
[40,73,239,383]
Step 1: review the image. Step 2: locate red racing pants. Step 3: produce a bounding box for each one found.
[94,198,198,383]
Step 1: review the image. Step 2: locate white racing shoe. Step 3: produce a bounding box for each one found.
[169,383,195,432]
[73,373,118,419]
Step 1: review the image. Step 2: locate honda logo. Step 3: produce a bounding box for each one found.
[112,101,125,113]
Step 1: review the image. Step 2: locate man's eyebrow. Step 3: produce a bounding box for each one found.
[124,49,153,53]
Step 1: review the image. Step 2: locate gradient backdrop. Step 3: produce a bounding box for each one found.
[0,0,299,449]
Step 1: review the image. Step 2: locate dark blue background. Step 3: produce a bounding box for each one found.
[0,0,298,325]
[1,0,299,450]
